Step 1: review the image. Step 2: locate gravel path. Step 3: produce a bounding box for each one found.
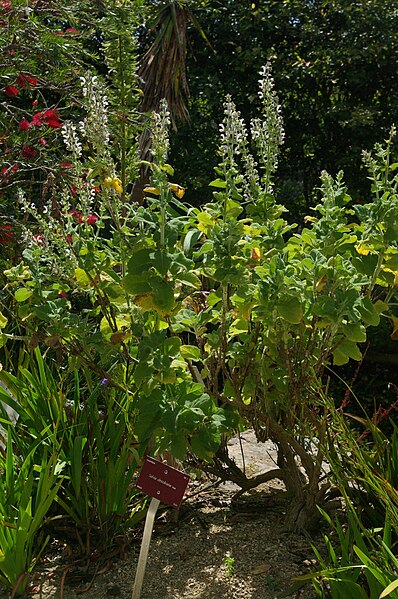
[1,432,321,599]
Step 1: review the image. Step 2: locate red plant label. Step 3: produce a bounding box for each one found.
[136,456,189,509]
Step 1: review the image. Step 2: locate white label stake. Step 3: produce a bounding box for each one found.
[132,497,160,599]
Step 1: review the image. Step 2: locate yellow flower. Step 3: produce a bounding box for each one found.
[169,183,185,199]
[143,183,185,198]
[355,243,371,256]
[251,248,261,261]
[143,186,160,196]
[103,176,122,193]
[112,178,122,194]
[104,176,113,189]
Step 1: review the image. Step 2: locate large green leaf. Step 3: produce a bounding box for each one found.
[276,296,303,324]
[341,323,366,343]
[14,288,33,303]
[127,248,152,275]
[180,345,201,361]
[359,297,380,327]
[150,281,175,314]
[123,274,152,295]
[333,338,362,366]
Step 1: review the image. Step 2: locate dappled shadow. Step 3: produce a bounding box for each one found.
[137,493,317,599]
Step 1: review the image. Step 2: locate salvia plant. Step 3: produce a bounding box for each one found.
[1,60,398,579]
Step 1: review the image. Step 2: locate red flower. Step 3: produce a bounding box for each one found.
[0,1,11,14]
[4,85,18,98]
[65,27,79,34]
[92,186,101,194]
[86,215,98,226]
[33,234,45,246]
[0,224,14,244]
[46,118,62,128]
[66,234,73,244]
[19,119,31,131]
[68,209,83,223]
[31,112,43,126]
[43,109,62,128]
[58,291,68,298]
[59,163,73,174]
[39,137,46,145]
[1,167,9,183]
[1,163,18,182]
[22,146,37,159]
[16,73,38,88]
[32,99,38,107]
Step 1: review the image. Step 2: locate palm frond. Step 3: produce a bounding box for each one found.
[138,0,193,128]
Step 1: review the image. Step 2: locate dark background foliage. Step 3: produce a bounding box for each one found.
[169,0,398,218]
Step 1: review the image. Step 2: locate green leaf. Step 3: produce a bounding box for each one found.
[209,178,227,189]
[75,268,92,288]
[151,281,175,314]
[72,437,84,499]
[175,271,201,288]
[353,254,379,276]
[374,300,389,314]
[333,338,362,365]
[380,579,398,598]
[183,229,203,254]
[384,254,398,270]
[14,288,33,302]
[359,297,380,326]
[163,336,181,357]
[225,197,242,217]
[0,311,7,329]
[207,291,222,307]
[276,297,303,324]
[180,345,201,361]
[160,163,174,175]
[197,211,215,226]
[169,435,187,460]
[160,368,177,384]
[342,323,367,343]
[134,362,153,386]
[127,248,152,275]
[123,274,152,295]
[152,250,171,276]
[230,318,248,334]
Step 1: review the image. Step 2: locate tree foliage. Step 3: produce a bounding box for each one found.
[171,0,398,213]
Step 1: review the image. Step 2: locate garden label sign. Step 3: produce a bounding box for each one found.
[132,457,189,599]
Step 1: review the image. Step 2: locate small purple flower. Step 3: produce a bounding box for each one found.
[101,377,109,385]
